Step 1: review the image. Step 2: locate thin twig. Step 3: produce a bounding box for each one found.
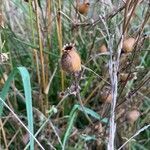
[118,124,150,150]
[7,129,20,147]
[0,119,8,149]
[74,74,94,125]
[0,97,46,150]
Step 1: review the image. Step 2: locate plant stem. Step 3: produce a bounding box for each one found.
[34,0,46,92]
[56,0,64,91]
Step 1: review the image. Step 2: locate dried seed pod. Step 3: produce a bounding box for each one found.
[120,53,130,67]
[94,123,103,134]
[127,110,140,123]
[77,1,90,15]
[0,13,4,27]
[101,93,112,103]
[120,73,129,82]
[61,43,81,73]
[99,44,107,53]
[122,37,136,53]
[100,86,112,103]
[0,73,8,86]
[120,73,137,82]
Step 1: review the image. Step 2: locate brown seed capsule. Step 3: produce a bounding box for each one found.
[99,44,107,53]
[101,93,112,103]
[61,43,81,73]
[94,123,103,134]
[123,37,136,53]
[77,1,90,15]
[100,87,112,103]
[120,73,137,82]
[0,73,8,86]
[127,110,140,123]
[0,13,4,27]
[120,73,129,82]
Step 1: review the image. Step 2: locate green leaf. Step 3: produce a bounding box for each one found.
[77,104,108,123]
[62,104,108,149]
[80,134,96,142]
[62,105,78,150]
[0,67,34,150]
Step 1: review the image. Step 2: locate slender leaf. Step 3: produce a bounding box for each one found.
[62,104,108,149]
[0,67,34,150]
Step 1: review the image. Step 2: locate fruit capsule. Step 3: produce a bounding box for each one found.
[122,37,136,53]
[61,43,81,73]
[77,1,90,15]
[127,110,140,123]
[99,44,107,53]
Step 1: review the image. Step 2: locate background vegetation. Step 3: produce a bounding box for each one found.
[0,0,150,149]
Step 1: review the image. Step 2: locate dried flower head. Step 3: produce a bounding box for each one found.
[99,44,107,53]
[100,86,112,103]
[127,110,140,123]
[122,37,136,53]
[77,1,90,15]
[61,43,81,73]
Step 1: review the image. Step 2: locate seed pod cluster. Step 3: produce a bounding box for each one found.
[61,43,81,73]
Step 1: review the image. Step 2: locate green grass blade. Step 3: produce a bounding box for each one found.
[0,67,34,150]
[62,104,108,149]
[62,104,78,150]
[77,104,108,123]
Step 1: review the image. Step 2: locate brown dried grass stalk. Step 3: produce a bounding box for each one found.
[56,0,65,91]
